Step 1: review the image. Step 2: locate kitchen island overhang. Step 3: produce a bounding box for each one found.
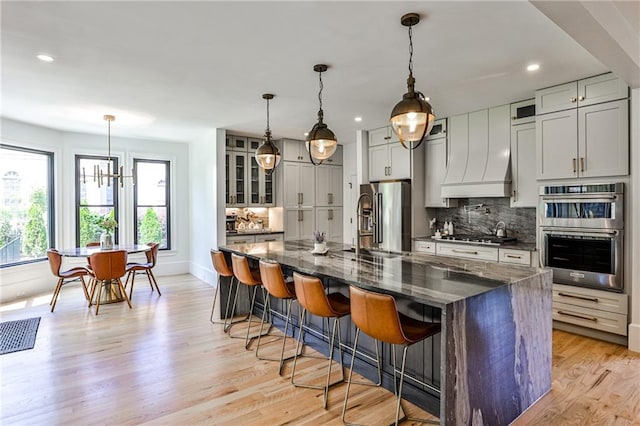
[219,240,552,425]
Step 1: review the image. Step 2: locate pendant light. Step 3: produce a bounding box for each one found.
[81,114,133,188]
[306,64,337,165]
[255,93,281,175]
[390,13,435,150]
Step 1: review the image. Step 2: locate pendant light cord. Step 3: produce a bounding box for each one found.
[107,118,112,161]
[318,71,324,113]
[408,24,414,77]
[266,97,270,133]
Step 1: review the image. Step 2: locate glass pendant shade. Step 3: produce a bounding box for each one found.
[306,122,337,160]
[390,93,435,143]
[255,138,281,174]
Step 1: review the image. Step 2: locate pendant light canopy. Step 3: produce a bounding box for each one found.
[255,93,281,175]
[306,64,337,165]
[390,13,435,150]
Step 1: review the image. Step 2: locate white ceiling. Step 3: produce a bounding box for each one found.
[0,1,615,144]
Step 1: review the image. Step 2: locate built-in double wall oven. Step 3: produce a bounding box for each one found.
[539,183,624,292]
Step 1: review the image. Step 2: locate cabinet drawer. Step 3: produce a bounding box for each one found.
[536,81,577,115]
[577,73,628,107]
[255,234,283,243]
[553,301,627,336]
[226,235,255,244]
[552,284,628,315]
[414,240,436,255]
[435,243,498,262]
[498,249,531,266]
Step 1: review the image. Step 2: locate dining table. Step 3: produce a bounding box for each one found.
[58,244,151,305]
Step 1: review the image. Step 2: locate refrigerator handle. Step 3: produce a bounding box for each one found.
[375,192,383,244]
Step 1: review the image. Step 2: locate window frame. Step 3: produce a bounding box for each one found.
[0,143,55,268]
[133,158,171,250]
[75,154,119,247]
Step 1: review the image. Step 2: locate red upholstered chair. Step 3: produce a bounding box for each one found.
[46,249,91,312]
[89,250,132,315]
[124,243,160,300]
[342,286,441,425]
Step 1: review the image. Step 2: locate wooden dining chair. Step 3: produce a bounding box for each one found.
[124,242,160,300]
[89,250,132,315]
[47,249,91,312]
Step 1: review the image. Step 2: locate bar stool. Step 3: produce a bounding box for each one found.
[342,286,441,425]
[255,259,299,375]
[291,272,351,409]
[209,250,244,328]
[229,253,270,349]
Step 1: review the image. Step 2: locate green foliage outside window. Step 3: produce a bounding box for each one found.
[139,208,162,245]
[22,189,47,257]
[79,205,102,247]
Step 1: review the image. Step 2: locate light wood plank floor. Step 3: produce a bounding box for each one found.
[1,274,638,425]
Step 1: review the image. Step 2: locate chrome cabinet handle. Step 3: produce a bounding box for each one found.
[452,249,478,255]
[572,158,576,173]
[580,157,585,172]
[558,292,598,303]
[578,96,585,101]
[557,310,597,322]
[329,209,333,220]
[570,97,577,103]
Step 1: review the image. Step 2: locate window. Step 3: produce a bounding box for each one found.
[134,159,170,249]
[75,155,119,247]
[0,144,54,267]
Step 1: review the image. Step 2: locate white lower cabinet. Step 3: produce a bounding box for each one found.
[436,243,499,262]
[414,240,436,255]
[255,233,283,243]
[315,207,343,243]
[284,208,314,241]
[226,235,255,245]
[552,283,628,336]
[498,248,531,266]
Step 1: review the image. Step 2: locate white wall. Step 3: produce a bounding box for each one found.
[629,88,640,352]
[0,118,191,303]
[188,128,224,287]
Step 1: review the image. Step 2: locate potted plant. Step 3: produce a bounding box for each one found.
[312,230,326,253]
[98,216,118,250]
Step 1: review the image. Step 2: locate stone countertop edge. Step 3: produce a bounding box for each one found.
[227,230,284,235]
[413,235,537,252]
[219,240,551,309]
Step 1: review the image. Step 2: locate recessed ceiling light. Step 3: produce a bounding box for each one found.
[37,54,55,62]
[354,117,362,122]
[527,63,540,72]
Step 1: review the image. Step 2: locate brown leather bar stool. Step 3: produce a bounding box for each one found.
[209,250,246,329]
[255,259,300,375]
[342,286,441,425]
[46,249,91,312]
[229,253,270,349]
[291,272,351,409]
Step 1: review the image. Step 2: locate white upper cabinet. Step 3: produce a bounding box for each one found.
[425,137,456,208]
[510,121,537,207]
[281,138,311,163]
[535,81,578,115]
[282,162,315,207]
[536,73,629,180]
[315,165,343,207]
[368,126,411,181]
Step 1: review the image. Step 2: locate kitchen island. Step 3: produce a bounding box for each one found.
[219,240,552,425]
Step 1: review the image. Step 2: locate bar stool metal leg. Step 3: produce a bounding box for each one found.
[255,296,299,375]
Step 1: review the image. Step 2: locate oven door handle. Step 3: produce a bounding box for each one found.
[541,194,618,202]
[541,228,619,238]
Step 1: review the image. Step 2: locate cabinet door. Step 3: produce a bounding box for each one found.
[315,207,330,240]
[368,127,390,147]
[248,153,261,205]
[315,166,331,206]
[578,99,629,178]
[578,73,628,107]
[229,135,248,151]
[226,152,247,206]
[388,142,411,179]
[299,208,315,240]
[535,81,578,114]
[425,139,449,207]
[255,233,283,243]
[282,139,304,162]
[226,234,255,244]
[329,166,343,206]
[324,144,343,165]
[248,138,262,152]
[283,162,301,207]
[464,109,489,183]
[298,163,316,207]
[328,207,343,243]
[369,144,389,181]
[284,208,301,241]
[536,109,578,180]
[510,122,537,207]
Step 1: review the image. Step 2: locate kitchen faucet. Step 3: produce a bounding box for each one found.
[355,192,372,256]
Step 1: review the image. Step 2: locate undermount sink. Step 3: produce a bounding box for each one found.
[342,248,402,259]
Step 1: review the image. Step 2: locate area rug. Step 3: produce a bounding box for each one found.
[0,317,41,355]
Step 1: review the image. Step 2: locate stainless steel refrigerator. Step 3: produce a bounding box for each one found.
[358,182,411,253]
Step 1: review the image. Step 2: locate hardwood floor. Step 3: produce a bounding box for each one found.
[1,274,638,425]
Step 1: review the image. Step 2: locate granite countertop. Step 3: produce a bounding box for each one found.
[414,235,537,252]
[220,240,550,309]
[227,230,284,235]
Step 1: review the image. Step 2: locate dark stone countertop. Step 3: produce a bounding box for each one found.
[220,240,550,309]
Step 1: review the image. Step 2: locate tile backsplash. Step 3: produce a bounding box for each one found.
[428,198,536,243]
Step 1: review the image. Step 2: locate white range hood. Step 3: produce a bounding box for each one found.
[441,105,512,198]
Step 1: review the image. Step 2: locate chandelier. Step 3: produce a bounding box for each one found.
[82,114,133,188]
